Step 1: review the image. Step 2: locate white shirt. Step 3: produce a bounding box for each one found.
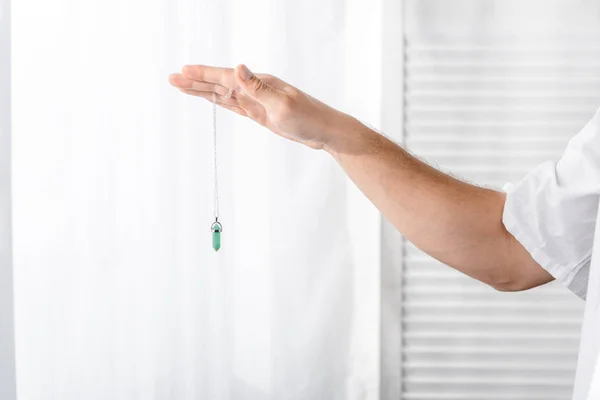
[502,107,600,400]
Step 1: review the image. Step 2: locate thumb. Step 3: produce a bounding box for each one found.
[235,64,278,106]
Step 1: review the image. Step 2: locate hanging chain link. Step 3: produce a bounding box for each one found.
[212,92,219,220]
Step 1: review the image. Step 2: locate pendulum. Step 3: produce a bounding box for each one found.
[211,92,222,251]
[211,220,221,252]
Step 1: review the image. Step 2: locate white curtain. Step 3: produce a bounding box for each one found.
[0,0,17,399]
[10,0,383,399]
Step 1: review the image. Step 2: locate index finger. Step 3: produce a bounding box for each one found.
[181,65,238,89]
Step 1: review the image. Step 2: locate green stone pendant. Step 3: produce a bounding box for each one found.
[211,221,222,251]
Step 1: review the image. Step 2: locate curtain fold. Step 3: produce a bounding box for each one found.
[10,0,382,399]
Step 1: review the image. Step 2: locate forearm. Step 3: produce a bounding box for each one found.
[324,115,552,290]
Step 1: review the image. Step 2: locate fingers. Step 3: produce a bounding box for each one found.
[234,64,280,107]
[178,88,248,117]
[181,65,238,90]
[178,87,240,107]
[169,73,237,98]
[169,64,283,123]
[192,82,236,98]
[169,65,291,103]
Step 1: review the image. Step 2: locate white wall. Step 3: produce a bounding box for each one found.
[0,0,17,399]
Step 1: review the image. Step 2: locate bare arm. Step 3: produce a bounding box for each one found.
[169,64,553,291]
[324,117,552,290]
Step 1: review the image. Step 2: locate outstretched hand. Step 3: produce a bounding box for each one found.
[169,64,350,150]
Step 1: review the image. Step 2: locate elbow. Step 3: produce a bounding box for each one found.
[491,279,530,292]
[489,228,552,292]
[489,271,534,292]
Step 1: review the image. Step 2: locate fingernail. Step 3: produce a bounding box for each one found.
[238,65,254,81]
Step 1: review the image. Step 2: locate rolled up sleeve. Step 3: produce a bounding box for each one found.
[502,108,600,300]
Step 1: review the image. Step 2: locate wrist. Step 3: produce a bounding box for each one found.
[322,114,377,156]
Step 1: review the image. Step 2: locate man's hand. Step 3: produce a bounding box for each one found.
[169,64,349,150]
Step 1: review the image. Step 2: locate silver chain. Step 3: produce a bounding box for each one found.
[212,92,219,220]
